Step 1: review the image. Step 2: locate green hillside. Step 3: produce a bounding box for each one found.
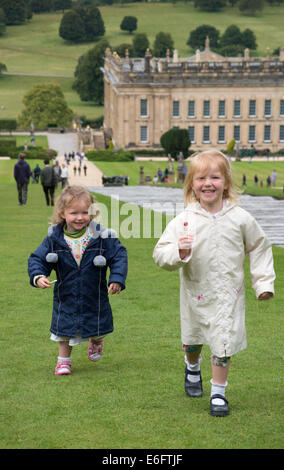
[0,3,283,119]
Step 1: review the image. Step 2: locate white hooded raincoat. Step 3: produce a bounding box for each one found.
[153,201,275,358]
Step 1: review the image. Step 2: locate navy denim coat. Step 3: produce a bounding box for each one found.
[28,223,128,338]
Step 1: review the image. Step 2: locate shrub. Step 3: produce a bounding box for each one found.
[86,149,134,161]
[2,144,57,159]
[0,139,17,156]
[0,119,17,131]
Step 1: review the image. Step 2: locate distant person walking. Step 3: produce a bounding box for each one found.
[271,170,277,187]
[33,164,41,183]
[14,153,32,205]
[61,163,69,189]
[40,159,56,206]
[53,161,62,188]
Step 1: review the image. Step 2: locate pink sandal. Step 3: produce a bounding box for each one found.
[87,339,104,362]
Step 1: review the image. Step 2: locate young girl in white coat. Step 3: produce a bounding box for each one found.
[153,150,275,417]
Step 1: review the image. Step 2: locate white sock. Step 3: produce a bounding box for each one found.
[210,379,227,405]
[185,355,201,383]
[58,356,71,363]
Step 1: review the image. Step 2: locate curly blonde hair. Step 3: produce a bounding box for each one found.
[184,149,239,205]
[51,186,99,225]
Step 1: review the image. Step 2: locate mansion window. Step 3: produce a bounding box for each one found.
[218,126,225,143]
[249,100,256,117]
[264,125,271,142]
[140,99,148,117]
[249,125,256,142]
[264,99,271,117]
[188,100,195,118]
[203,126,210,143]
[280,100,284,116]
[234,125,240,142]
[173,100,180,117]
[188,126,195,143]
[233,100,241,117]
[203,100,210,118]
[218,100,226,118]
[280,125,284,142]
[140,126,148,143]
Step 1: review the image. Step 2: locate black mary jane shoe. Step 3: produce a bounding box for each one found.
[184,367,203,398]
[210,394,230,417]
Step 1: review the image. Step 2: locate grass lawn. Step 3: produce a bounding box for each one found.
[0,4,284,120]
[94,159,284,198]
[1,158,284,449]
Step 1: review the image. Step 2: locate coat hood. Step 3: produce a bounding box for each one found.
[185,200,238,218]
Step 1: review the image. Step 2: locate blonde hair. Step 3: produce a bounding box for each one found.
[51,185,99,225]
[184,149,239,205]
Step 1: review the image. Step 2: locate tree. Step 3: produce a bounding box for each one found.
[160,129,191,159]
[59,10,86,42]
[120,16,137,34]
[0,62,7,74]
[59,5,105,42]
[72,39,110,105]
[18,82,74,129]
[219,25,257,53]
[241,28,257,49]
[115,43,134,57]
[82,5,105,41]
[0,7,6,35]
[187,25,220,50]
[30,0,53,12]
[238,0,264,15]
[153,32,174,57]
[0,0,27,25]
[220,25,242,48]
[53,0,72,12]
[194,0,226,11]
[132,33,149,57]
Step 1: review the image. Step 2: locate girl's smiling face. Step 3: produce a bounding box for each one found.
[192,163,227,213]
[62,198,91,233]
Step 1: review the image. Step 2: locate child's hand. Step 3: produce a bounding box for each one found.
[108,282,121,295]
[178,234,194,259]
[36,276,52,289]
[258,292,273,301]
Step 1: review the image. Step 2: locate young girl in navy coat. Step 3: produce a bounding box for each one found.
[28,186,128,375]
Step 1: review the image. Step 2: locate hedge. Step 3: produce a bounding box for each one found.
[0,119,17,131]
[86,149,135,162]
[0,141,57,159]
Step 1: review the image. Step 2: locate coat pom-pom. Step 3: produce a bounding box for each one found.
[93,255,107,267]
[46,253,58,263]
[100,228,117,239]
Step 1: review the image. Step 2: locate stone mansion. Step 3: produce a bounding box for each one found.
[101,39,284,153]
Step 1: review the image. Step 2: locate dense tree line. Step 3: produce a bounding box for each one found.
[1,1,283,27]
[187,24,257,55]
[73,0,284,14]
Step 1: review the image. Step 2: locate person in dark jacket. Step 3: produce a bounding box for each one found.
[40,159,56,206]
[28,186,128,376]
[14,153,32,205]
